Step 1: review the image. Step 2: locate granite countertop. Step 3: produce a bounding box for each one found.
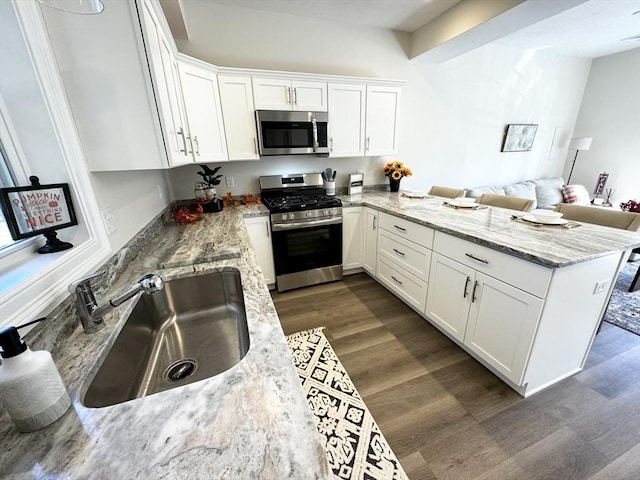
[339,192,640,268]
[0,205,331,479]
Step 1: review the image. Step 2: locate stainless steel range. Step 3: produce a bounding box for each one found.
[260,173,343,292]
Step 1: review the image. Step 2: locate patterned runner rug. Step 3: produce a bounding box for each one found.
[287,328,408,480]
[604,260,640,336]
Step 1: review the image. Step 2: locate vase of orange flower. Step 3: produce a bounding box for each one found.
[383,161,412,192]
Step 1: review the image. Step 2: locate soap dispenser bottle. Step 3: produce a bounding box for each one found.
[0,325,71,432]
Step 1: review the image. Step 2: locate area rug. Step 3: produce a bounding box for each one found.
[604,260,640,336]
[287,328,408,480]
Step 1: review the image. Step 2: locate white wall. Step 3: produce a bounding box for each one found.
[170,1,591,198]
[40,1,175,252]
[564,48,640,205]
[89,171,172,251]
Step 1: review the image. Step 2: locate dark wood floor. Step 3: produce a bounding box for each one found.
[271,273,640,480]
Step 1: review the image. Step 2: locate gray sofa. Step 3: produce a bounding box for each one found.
[465,177,566,211]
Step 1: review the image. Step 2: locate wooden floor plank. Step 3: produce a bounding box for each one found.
[271,273,640,480]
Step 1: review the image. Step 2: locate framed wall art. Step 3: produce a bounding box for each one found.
[501,124,538,152]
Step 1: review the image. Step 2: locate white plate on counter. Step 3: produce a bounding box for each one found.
[401,192,432,199]
[521,214,568,225]
[444,198,478,208]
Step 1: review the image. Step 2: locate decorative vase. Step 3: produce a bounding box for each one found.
[389,177,401,192]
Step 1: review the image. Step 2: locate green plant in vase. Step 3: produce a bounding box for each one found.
[196,165,223,211]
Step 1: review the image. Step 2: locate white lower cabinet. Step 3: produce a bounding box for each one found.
[427,247,545,386]
[465,272,543,385]
[362,208,378,276]
[375,212,431,311]
[425,252,475,341]
[244,216,275,285]
[377,255,428,312]
[342,207,363,271]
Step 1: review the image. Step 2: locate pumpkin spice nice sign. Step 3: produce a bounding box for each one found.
[1,183,77,240]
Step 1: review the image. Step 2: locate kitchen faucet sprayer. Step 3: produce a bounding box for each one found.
[68,272,164,333]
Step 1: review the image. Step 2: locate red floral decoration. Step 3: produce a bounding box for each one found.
[620,200,640,213]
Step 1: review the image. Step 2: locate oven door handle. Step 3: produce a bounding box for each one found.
[272,216,343,231]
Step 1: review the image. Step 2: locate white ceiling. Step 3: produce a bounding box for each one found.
[496,0,640,58]
[188,0,465,33]
[186,0,640,59]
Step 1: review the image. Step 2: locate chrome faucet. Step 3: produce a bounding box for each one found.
[68,271,164,333]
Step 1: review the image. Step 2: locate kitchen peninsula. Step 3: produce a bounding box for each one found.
[340,192,640,397]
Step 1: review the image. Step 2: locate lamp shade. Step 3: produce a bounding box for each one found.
[568,137,593,151]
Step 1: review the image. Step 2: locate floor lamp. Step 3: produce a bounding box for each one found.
[567,137,593,184]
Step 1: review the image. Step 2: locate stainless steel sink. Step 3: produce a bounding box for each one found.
[83,270,250,408]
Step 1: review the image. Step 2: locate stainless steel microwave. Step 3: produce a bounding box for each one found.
[255,110,329,156]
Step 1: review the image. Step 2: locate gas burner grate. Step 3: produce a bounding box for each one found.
[262,194,341,213]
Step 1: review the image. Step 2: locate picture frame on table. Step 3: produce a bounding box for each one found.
[501,124,538,152]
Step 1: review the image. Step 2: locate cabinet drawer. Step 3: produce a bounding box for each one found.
[379,212,434,248]
[377,256,428,312]
[378,229,431,280]
[433,232,551,298]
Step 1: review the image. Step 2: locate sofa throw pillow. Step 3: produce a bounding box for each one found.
[504,182,537,210]
[561,184,590,205]
[532,177,564,208]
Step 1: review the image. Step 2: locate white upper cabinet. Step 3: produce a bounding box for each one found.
[253,78,327,112]
[139,0,191,167]
[328,84,366,158]
[328,83,401,158]
[293,80,328,112]
[365,85,401,156]
[179,60,228,163]
[42,0,187,170]
[218,76,260,161]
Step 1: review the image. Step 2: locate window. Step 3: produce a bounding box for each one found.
[0,0,110,330]
[0,101,31,256]
[1,140,19,249]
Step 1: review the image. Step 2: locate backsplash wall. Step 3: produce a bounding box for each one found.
[167,156,390,200]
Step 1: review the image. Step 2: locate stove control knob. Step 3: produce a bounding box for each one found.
[324,209,330,216]
[306,211,312,217]
[281,213,288,220]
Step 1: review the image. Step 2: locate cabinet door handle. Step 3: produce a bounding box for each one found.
[177,127,188,154]
[393,225,406,232]
[465,253,489,265]
[392,248,405,257]
[193,135,200,156]
[463,276,471,298]
[329,137,334,152]
[265,222,270,238]
[287,86,292,105]
[293,87,297,105]
[391,275,403,285]
[472,280,479,302]
[372,216,376,230]
[366,136,371,151]
[186,135,193,154]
